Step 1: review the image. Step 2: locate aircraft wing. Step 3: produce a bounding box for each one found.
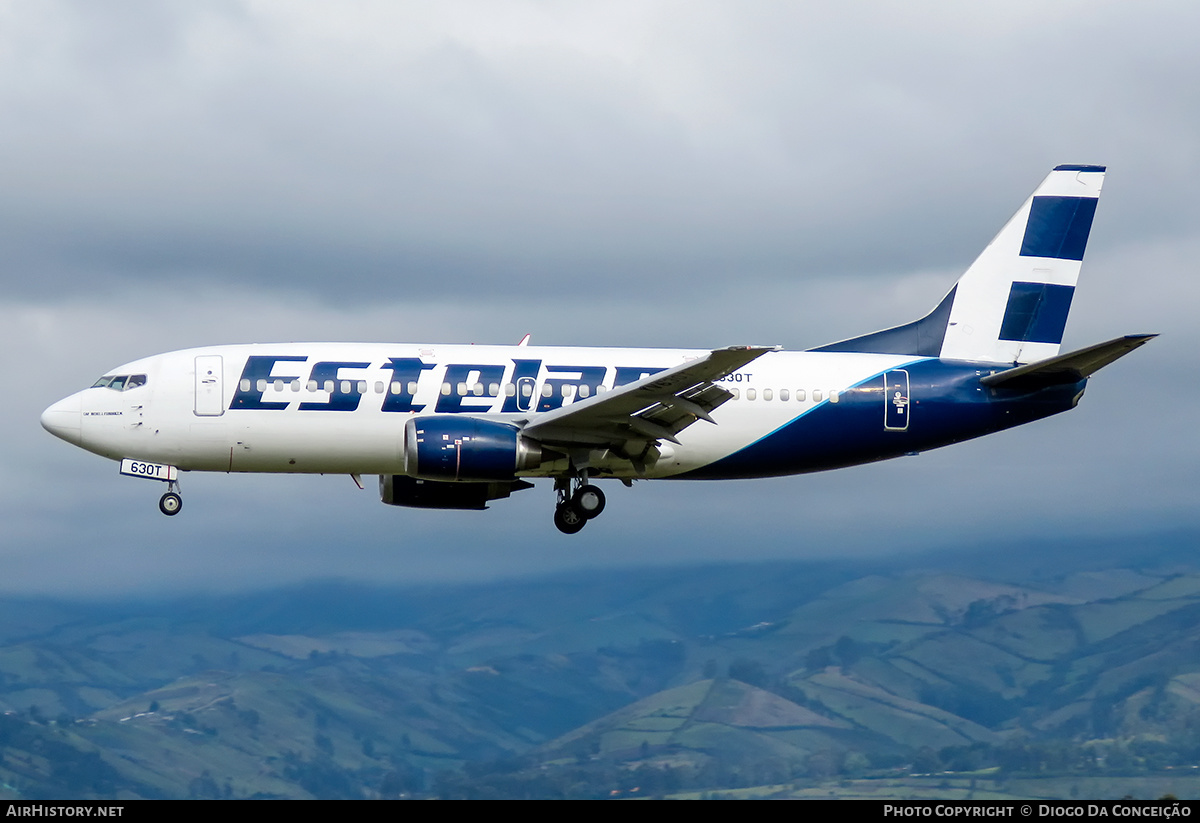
[521,345,779,450]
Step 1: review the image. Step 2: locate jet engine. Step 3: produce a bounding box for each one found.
[403,416,543,482]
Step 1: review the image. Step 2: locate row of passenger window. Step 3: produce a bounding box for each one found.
[91,374,148,391]
[242,378,594,398]
[241,377,842,404]
[729,387,840,403]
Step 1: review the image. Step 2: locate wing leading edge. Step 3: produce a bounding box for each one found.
[521,345,779,456]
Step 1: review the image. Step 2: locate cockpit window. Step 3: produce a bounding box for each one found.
[90,374,147,391]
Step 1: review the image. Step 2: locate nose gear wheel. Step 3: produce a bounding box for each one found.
[158,480,183,516]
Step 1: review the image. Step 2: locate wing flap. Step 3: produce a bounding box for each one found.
[523,345,778,448]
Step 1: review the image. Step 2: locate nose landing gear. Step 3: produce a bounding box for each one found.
[158,480,183,516]
[552,476,606,534]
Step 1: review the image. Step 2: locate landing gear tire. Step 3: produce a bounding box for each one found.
[573,484,606,519]
[159,492,183,516]
[554,501,587,535]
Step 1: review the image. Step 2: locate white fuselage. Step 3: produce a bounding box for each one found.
[43,343,929,480]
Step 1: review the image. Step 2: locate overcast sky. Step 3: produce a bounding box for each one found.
[4,0,1196,596]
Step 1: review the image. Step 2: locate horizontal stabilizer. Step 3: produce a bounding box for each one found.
[980,334,1157,391]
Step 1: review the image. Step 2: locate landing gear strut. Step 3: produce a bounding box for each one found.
[552,475,606,534]
[158,480,182,516]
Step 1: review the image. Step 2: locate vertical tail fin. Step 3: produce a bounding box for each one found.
[941,164,1105,364]
[812,165,1105,365]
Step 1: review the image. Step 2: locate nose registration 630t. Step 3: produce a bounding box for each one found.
[119,459,178,482]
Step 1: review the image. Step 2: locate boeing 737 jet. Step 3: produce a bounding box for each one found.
[41,165,1153,533]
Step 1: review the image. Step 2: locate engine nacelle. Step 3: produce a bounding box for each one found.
[403,416,542,482]
[379,475,533,510]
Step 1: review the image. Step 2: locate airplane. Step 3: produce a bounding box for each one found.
[40,165,1154,534]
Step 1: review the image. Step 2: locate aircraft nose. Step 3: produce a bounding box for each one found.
[41,394,83,446]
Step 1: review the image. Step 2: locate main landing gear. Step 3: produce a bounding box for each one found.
[553,475,606,535]
[158,480,183,516]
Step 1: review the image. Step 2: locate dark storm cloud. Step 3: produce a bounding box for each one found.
[3,1,1197,306]
[4,1,1197,595]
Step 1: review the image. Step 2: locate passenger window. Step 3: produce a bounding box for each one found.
[256,379,267,393]
[489,383,500,397]
[292,381,301,392]
[730,388,740,400]
[472,383,484,396]
[763,388,773,401]
[796,389,805,401]
[456,382,467,396]
[323,380,335,393]
[830,390,840,404]
[273,378,285,391]
[746,388,756,400]
[579,385,590,399]
[522,383,533,398]
[357,381,367,394]
[407,382,418,395]
[813,390,823,402]
[780,389,789,401]
[504,383,516,397]
[308,380,319,392]
[390,381,402,395]
[541,384,552,398]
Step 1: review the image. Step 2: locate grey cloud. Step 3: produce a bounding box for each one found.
[4,2,1200,305]
[3,1,1195,595]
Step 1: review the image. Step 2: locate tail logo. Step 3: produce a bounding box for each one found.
[1019,196,1098,261]
[998,282,1075,345]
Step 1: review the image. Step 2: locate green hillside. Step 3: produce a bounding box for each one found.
[4,536,1200,798]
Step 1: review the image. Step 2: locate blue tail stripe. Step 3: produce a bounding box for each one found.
[1019,196,1098,261]
[998,283,1075,345]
